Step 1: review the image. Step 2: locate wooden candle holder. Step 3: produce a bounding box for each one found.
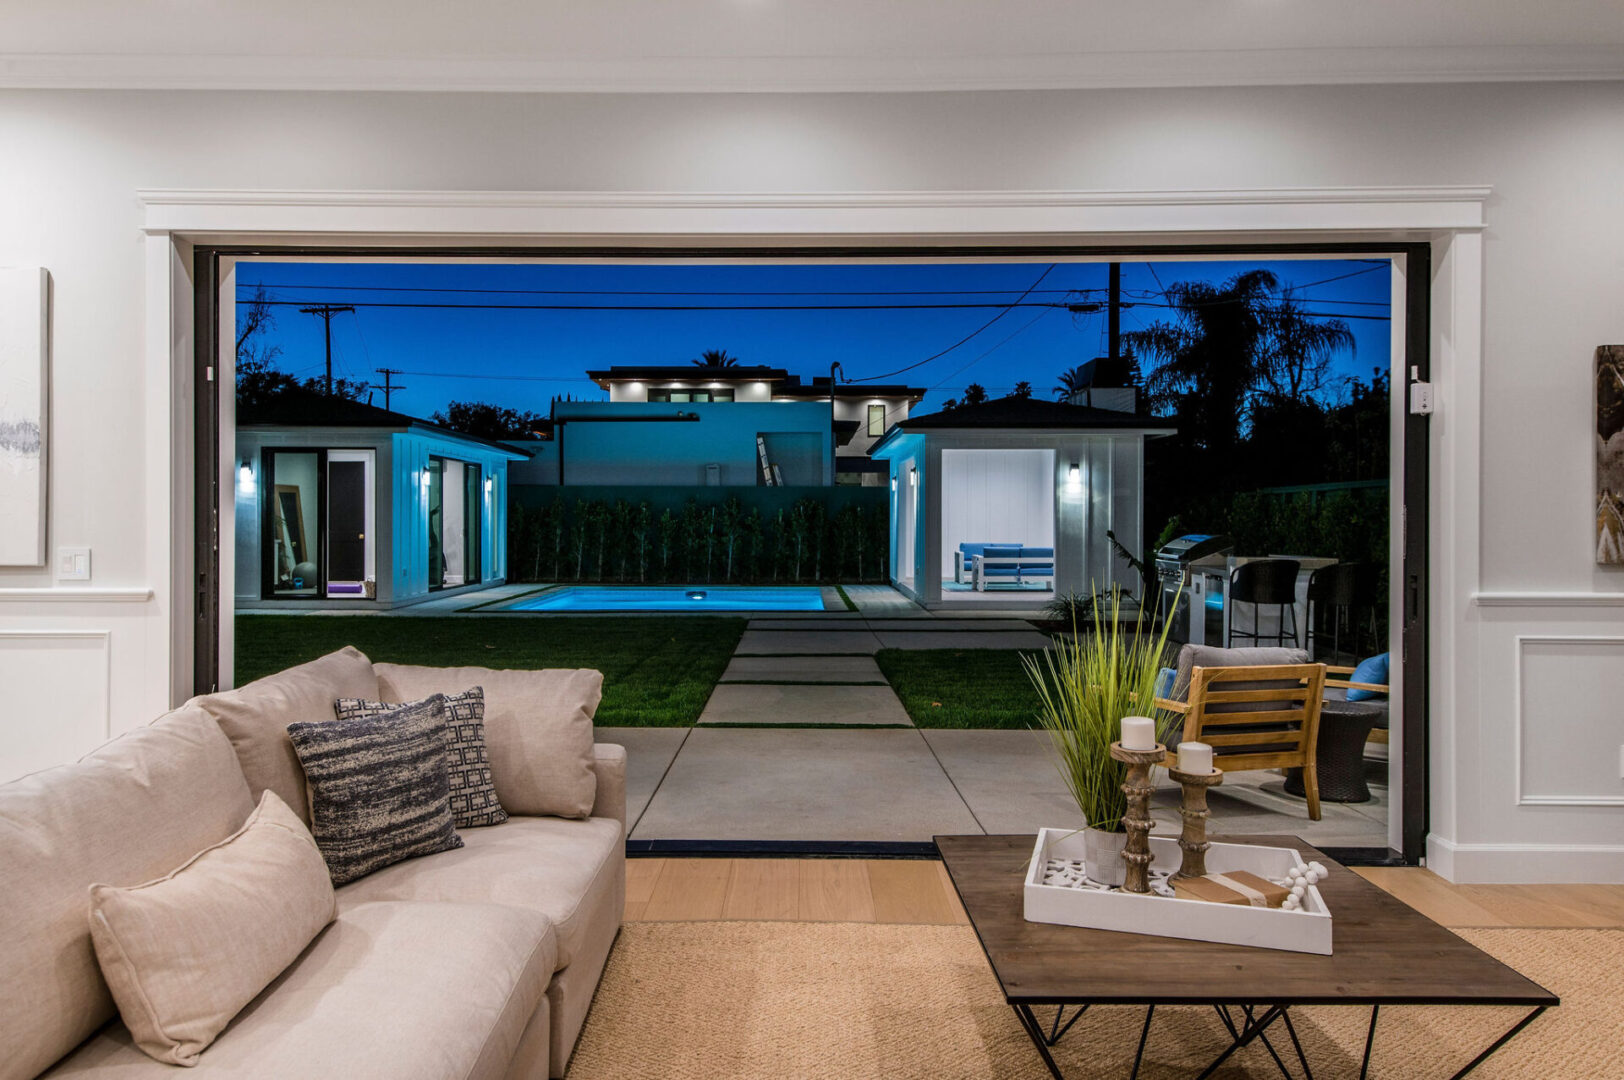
[1167,766,1223,881]
[1109,741,1166,894]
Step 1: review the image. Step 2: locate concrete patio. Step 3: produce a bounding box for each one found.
[601,726,1390,850]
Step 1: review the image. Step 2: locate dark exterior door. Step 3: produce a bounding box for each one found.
[327,460,367,583]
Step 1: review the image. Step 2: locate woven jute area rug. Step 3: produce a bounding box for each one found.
[565,922,1619,1079]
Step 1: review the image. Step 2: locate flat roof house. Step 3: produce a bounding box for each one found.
[235,392,529,608]
[871,395,1176,608]
[552,364,924,486]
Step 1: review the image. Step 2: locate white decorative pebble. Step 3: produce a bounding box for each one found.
[1291,885,1305,898]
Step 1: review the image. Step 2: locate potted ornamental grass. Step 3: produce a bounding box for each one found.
[1023,587,1175,887]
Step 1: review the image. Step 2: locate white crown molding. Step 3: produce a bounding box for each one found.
[138,185,1490,239]
[0,587,154,603]
[4,45,1623,93]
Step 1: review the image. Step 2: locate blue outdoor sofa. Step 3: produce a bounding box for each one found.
[956,542,1056,591]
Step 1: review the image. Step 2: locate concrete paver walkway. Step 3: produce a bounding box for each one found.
[698,684,912,726]
[719,655,887,684]
[627,728,982,842]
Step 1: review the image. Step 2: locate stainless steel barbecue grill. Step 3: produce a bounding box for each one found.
[1155,533,1233,641]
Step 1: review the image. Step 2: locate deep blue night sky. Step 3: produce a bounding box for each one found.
[236,258,1392,419]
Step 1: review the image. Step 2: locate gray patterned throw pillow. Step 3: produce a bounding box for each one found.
[287,694,464,885]
[334,687,508,829]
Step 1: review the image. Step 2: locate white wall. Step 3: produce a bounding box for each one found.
[939,449,1055,579]
[1,84,1622,878]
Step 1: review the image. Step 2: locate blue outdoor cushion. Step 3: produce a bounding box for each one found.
[961,542,1019,557]
[1154,667,1177,700]
[1019,547,1055,559]
[1346,653,1390,702]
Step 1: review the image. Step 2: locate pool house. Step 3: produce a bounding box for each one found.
[234,391,529,610]
[869,396,1176,608]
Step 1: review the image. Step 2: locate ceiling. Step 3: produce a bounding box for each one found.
[3,1,1622,93]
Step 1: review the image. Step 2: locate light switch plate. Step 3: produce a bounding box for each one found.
[56,546,91,582]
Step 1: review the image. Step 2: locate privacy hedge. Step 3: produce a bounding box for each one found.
[506,488,889,584]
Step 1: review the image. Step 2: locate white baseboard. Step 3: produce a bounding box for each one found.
[1427,834,1624,884]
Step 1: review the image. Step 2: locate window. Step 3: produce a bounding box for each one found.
[649,387,735,403]
[867,403,886,437]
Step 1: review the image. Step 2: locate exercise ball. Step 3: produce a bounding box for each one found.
[293,561,319,588]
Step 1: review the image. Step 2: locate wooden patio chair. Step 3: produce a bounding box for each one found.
[1156,662,1328,820]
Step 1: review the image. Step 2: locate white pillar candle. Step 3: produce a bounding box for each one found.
[1178,741,1215,775]
[1120,716,1157,751]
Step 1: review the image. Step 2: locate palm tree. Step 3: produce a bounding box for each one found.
[962,383,988,406]
[1053,363,1094,400]
[1123,268,1278,455]
[1012,380,1033,399]
[1258,295,1355,402]
[692,349,741,368]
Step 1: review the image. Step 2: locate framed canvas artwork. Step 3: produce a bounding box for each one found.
[1597,345,1624,564]
[0,267,48,567]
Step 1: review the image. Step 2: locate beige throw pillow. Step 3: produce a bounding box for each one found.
[191,646,381,826]
[374,664,601,819]
[87,791,337,1066]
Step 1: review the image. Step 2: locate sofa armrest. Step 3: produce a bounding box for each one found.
[589,743,627,827]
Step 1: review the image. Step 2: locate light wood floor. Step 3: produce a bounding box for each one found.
[626,858,1624,930]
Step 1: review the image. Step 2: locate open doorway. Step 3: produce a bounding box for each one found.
[196,245,1426,862]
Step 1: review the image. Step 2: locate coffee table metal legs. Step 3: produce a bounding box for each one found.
[1014,1000,1546,1079]
[1448,1006,1546,1080]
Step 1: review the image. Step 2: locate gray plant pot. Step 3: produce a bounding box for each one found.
[1084,827,1129,887]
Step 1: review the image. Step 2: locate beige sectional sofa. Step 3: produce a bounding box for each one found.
[0,648,626,1080]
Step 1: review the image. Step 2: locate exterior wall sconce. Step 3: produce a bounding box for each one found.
[238,459,255,494]
[909,468,918,487]
[1067,463,1083,492]
[890,475,897,492]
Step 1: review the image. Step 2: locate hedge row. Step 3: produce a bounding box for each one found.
[507,494,890,584]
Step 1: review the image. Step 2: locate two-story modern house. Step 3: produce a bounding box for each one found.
[510,364,925,488]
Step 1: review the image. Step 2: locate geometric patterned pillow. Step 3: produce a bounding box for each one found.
[287,694,463,886]
[334,687,508,829]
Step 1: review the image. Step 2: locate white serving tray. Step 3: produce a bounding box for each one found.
[1023,827,1333,955]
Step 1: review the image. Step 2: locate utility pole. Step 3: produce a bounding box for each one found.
[298,304,355,396]
[374,367,407,411]
[1108,262,1121,364]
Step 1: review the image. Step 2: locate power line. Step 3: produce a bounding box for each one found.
[929,306,1058,391]
[849,264,1057,383]
[246,295,1389,321]
[239,281,1108,298]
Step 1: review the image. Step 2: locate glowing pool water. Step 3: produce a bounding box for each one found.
[498,585,827,612]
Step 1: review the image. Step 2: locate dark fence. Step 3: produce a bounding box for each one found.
[507,485,889,585]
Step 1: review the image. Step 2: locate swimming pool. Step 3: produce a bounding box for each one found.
[498,585,828,612]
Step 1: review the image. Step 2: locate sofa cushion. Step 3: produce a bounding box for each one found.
[0,706,256,1080]
[88,791,336,1066]
[375,664,601,820]
[336,814,622,969]
[288,695,464,885]
[192,647,380,826]
[1170,644,1309,703]
[42,901,556,1080]
[336,687,508,829]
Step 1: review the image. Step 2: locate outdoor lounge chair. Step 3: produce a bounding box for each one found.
[970,545,1056,591]
[1155,643,1326,820]
[954,541,1022,584]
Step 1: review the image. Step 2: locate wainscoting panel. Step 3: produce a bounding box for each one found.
[1516,635,1624,806]
[0,630,112,784]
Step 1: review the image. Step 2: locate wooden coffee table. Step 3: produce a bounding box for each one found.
[937,835,1557,1080]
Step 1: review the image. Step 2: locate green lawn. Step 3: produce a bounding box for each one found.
[235,615,746,727]
[875,648,1048,729]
